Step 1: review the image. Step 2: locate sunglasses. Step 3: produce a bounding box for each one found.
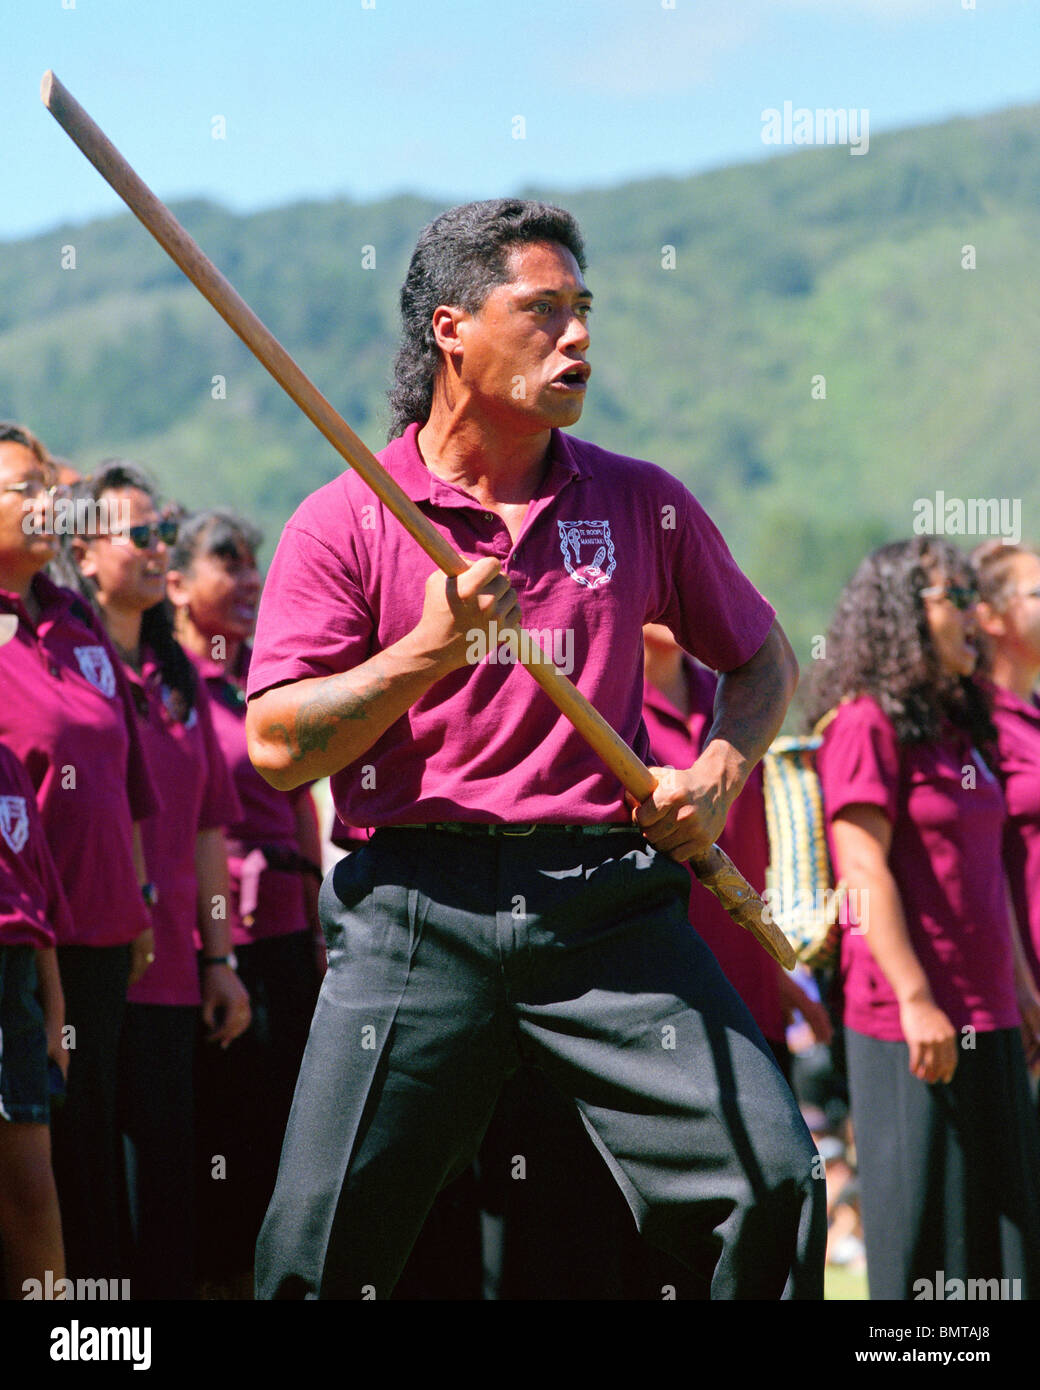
[108,519,179,550]
[920,583,979,611]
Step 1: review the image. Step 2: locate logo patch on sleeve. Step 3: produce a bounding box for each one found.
[73,645,117,697]
[558,520,616,588]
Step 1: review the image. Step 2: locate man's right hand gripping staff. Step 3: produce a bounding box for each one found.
[247,556,520,790]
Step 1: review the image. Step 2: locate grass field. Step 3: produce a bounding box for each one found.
[826,1265,869,1300]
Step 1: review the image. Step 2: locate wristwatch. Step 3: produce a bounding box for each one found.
[201,953,239,971]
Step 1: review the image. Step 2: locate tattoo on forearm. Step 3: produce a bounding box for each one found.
[271,666,390,763]
[712,657,787,763]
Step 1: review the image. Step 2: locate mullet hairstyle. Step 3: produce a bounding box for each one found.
[803,536,995,753]
[387,198,587,441]
[51,460,198,719]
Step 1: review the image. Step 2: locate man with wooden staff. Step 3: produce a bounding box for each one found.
[245,198,824,1300]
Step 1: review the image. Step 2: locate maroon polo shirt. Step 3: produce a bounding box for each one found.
[643,658,784,1043]
[248,425,775,826]
[0,740,74,948]
[124,650,242,1006]
[0,574,158,947]
[988,680,1040,992]
[190,646,310,945]
[818,696,1018,1040]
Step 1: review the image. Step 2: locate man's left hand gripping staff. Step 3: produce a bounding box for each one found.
[633,619,799,863]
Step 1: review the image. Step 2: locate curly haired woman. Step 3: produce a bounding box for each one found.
[804,536,1040,1300]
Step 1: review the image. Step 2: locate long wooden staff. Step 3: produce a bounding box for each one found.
[40,70,795,969]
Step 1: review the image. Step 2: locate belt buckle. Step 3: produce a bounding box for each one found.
[501,824,538,837]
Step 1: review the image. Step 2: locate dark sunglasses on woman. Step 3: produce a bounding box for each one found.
[921,583,979,611]
[110,519,179,550]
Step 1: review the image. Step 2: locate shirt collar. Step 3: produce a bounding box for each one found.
[987,677,1040,722]
[0,573,81,629]
[386,423,586,508]
[121,646,161,690]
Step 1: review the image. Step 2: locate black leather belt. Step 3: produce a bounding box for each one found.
[391,822,639,838]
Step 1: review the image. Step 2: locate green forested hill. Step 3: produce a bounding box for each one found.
[2,100,1038,662]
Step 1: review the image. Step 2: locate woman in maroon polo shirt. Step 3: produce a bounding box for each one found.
[166,510,323,1287]
[805,536,1040,1300]
[973,541,1040,1022]
[0,615,69,1298]
[57,461,252,1298]
[0,422,158,1282]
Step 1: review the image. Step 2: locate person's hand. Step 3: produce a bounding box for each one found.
[630,763,730,863]
[1016,981,1040,1068]
[202,966,252,1049]
[128,927,156,987]
[778,971,834,1045]
[412,558,522,673]
[899,997,958,1084]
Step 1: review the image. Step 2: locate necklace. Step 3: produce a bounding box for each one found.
[219,672,247,710]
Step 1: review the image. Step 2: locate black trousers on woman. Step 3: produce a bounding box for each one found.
[119,1002,197,1299]
[846,1025,1040,1300]
[194,930,319,1281]
[51,944,130,1282]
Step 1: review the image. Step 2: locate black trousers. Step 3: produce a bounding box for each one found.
[480,1064,697,1299]
[846,1025,1040,1300]
[194,929,319,1279]
[257,828,825,1300]
[119,1003,197,1299]
[51,944,130,1281]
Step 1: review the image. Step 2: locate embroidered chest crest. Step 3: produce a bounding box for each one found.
[73,645,117,697]
[0,796,29,853]
[558,520,616,589]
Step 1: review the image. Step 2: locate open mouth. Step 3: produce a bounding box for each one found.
[554,365,590,388]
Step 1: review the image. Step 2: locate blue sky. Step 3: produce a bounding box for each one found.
[4,0,1037,241]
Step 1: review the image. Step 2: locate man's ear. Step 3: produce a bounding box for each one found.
[430,305,466,362]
